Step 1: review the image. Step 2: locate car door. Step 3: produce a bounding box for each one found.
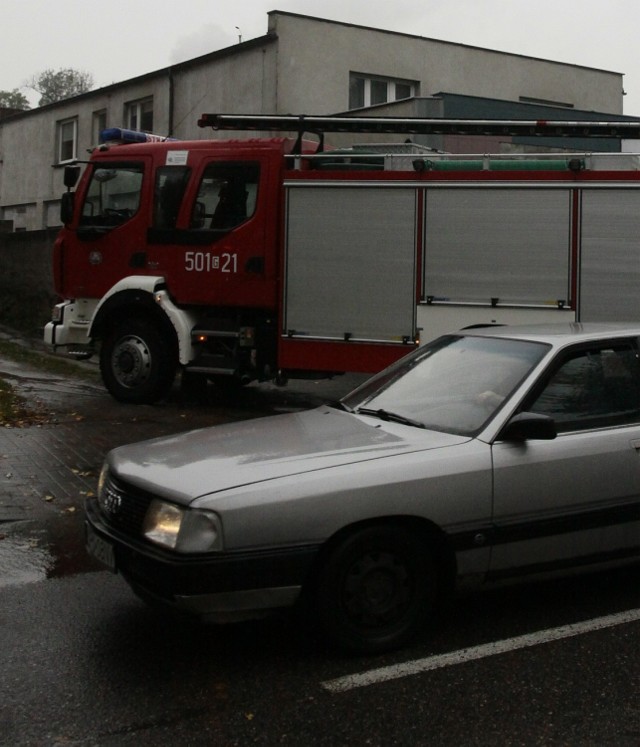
[489,338,640,580]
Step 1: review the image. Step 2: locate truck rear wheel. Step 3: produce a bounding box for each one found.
[100,318,177,404]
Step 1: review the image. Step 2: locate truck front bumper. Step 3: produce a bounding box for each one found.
[44,299,97,353]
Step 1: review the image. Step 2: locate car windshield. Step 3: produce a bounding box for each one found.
[342,334,550,435]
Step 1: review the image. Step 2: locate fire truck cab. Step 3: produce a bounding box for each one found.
[47,130,295,402]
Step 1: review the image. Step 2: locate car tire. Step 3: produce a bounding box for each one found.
[100,317,177,404]
[315,524,436,653]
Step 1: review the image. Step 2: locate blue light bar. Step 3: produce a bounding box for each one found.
[99,128,177,144]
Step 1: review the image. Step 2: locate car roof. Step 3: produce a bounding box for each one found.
[461,322,640,346]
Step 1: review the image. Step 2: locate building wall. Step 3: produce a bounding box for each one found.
[0,10,626,231]
[0,74,173,230]
[0,229,59,334]
[170,39,278,140]
[269,12,623,115]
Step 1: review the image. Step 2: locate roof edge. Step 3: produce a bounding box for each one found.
[268,10,622,77]
[0,32,277,123]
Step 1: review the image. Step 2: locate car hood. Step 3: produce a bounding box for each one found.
[108,406,470,504]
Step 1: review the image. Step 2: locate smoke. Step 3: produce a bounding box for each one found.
[170,24,238,64]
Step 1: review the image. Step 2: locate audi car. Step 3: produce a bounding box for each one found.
[86,324,640,652]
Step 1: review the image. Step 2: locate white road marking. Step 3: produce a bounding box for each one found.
[321,608,640,693]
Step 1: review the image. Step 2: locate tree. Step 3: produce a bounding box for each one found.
[0,89,30,110]
[27,68,94,106]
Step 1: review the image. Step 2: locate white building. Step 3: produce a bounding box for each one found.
[0,10,628,231]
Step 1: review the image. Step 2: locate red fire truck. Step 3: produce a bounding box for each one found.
[45,114,640,403]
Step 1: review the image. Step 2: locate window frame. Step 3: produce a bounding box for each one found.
[78,161,146,229]
[125,97,154,132]
[153,165,192,229]
[57,117,78,164]
[349,73,418,110]
[521,339,640,433]
[92,109,107,144]
[189,160,260,232]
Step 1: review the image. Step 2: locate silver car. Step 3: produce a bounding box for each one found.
[86,324,640,652]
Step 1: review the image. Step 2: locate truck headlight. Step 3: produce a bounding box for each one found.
[142,499,222,553]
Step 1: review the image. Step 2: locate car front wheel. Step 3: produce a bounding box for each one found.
[100,318,177,404]
[315,525,436,653]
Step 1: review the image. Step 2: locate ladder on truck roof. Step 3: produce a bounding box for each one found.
[198,113,640,140]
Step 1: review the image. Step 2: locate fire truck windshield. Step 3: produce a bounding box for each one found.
[80,163,144,227]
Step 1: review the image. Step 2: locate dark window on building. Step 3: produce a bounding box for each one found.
[93,109,107,143]
[349,73,418,109]
[125,97,154,132]
[57,117,78,163]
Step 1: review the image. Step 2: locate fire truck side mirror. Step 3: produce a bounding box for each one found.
[63,165,81,189]
[61,165,81,225]
[60,192,75,225]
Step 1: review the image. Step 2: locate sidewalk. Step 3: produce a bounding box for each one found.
[0,336,364,583]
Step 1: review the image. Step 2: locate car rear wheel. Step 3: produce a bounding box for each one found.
[315,525,436,653]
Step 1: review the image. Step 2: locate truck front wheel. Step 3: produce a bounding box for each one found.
[100,318,177,404]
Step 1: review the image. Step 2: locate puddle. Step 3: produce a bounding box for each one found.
[0,534,53,588]
[0,514,101,588]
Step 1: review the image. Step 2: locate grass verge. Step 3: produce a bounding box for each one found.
[0,337,99,425]
[0,377,35,426]
[0,338,99,380]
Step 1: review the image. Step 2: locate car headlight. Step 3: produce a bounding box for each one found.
[142,499,223,553]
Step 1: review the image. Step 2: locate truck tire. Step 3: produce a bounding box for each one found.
[100,317,177,404]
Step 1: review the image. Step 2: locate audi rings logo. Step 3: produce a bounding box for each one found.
[99,485,123,517]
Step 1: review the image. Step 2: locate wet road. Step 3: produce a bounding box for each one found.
[0,353,638,746]
[0,353,365,587]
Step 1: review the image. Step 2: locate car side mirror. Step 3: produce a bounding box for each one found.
[500,412,557,441]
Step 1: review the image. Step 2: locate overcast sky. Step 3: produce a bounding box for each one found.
[3,0,639,115]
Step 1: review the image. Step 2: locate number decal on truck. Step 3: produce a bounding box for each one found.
[185,252,238,273]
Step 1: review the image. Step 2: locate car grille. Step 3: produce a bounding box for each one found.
[98,473,155,539]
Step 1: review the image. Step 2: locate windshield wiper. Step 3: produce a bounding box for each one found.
[355,407,425,429]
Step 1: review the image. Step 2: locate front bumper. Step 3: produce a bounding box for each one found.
[85,499,320,622]
[44,299,97,350]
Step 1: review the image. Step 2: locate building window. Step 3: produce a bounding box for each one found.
[92,109,107,143]
[519,96,574,109]
[57,117,78,163]
[349,74,417,109]
[125,97,153,132]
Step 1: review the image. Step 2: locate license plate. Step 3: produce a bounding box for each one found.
[86,522,116,572]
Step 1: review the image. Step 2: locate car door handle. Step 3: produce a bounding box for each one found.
[631,439,640,451]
